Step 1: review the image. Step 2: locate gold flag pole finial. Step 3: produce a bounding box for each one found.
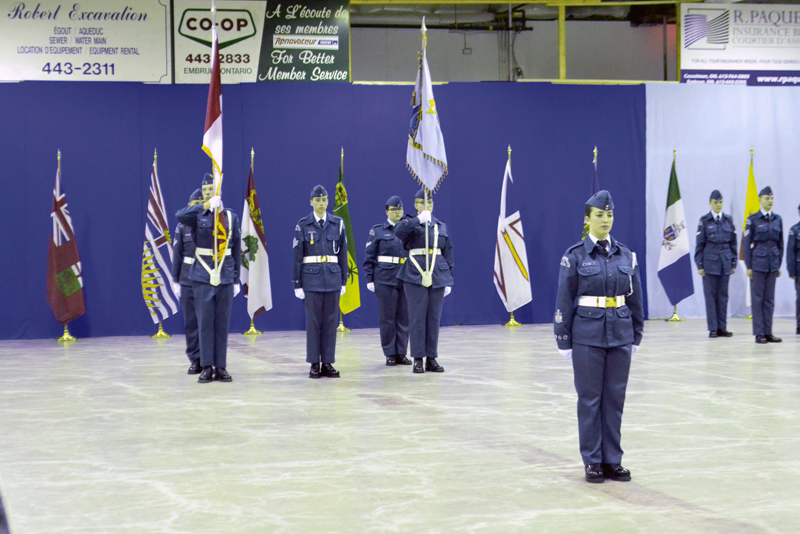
[508,145,512,159]
[57,323,76,342]
[57,149,61,171]
[504,312,522,327]
[251,147,254,169]
[243,318,262,335]
[341,146,344,168]
[152,322,171,338]
[673,148,677,160]
[666,305,685,322]
[593,146,597,165]
[337,311,350,333]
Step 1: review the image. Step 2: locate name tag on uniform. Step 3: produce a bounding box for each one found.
[581,261,596,267]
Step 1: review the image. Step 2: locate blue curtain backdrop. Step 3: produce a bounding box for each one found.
[0,81,646,340]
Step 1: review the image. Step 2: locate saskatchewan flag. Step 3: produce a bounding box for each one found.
[333,148,360,314]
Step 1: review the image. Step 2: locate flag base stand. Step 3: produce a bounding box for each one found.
[57,324,76,343]
[666,306,685,322]
[243,319,262,335]
[504,312,522,327]
[744,314,752,320]
[152,322,171,339]
[337,312,350,333]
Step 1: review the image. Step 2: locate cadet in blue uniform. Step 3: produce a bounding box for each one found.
[293,185,349,379]
[785,203,800,335]
[364,196,410,366]
[175,174,242,383]
[694,190,737,338]
[172,189,203,374]
[554,190,644,484]
[394,189,453,374]
[743,186,783,344]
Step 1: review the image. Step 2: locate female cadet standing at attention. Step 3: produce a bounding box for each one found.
[394,189,453,374]
[554,190,644,483]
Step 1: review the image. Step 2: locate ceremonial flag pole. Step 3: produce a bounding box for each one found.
[741,148,759,319]
[47,150,85,342]
[657,149,694,321]
[583,146,600,240]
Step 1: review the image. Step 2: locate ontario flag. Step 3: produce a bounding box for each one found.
[241,157,273,319]
[141,152,179,323]
[657,154,694,305]
[493,149,532,312]
[46,152,85,325]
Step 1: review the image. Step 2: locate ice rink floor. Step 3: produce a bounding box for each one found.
[1,318,799,534]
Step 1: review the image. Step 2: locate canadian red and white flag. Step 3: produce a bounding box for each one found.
[46,152,86,324]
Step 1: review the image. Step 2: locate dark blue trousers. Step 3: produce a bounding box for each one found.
[192,282,234,369]
[702,273,730,332]
[796,278,800,330]
[375,283,409,357]
[750,271,777,336]
[404,284,445,360]
[304,290,339,364]
[572,343,632,466]
[180,283,200,363]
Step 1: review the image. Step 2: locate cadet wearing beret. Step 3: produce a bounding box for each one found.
[743,186,783,344]
[175,174,242,383]
[293,185,349,379]
[695,190,737,338]
[394,189,454,374]
[172,189,204,374]
[554,190,644,484]
[363,196,411,366]
[787,202,800,335]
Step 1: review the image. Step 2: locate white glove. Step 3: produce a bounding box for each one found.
[417,210,432,224]
[172,282,181,299]
[208,196,223,209]
[367,282,375,292]
[294,288,305,300]
[444,286,451,297]
[631,345,640,357]
[558,349,573,363]
[341,286,347,296]
[233,283,240,297]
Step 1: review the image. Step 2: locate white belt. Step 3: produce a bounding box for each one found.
[303,256,339,263]
[378,256,406,264]
[196,248,232,257]
[409,248,438,256]
[183,257,195,265]
[578,296,626,308]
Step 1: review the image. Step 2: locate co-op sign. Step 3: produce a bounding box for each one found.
[178,9,256,48]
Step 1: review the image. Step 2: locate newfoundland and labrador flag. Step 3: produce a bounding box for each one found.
[493,151,532,312]
[241,161,273,318]
[657,157,694,305]
[141,154,179,323]
[46,152,85,324]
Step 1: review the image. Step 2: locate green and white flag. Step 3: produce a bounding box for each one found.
[657,155,694,305]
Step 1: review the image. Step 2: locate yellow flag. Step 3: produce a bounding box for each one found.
[740,153,759,260]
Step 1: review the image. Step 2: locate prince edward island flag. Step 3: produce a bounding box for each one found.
[657,158,694,305]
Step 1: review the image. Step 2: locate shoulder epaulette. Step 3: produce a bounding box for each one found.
[566,241,584,252]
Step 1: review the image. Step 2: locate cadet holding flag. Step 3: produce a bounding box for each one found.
[694,190,737,338]
[364,196,410,366]
[293,185,349,379]
[172,189,203,374]
[554,190,644,484]
[743,186,783,344]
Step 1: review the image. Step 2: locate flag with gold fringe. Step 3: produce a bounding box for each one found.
[241,158,272,318]
[333,149,360,314]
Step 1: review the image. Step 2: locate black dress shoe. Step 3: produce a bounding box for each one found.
[395,355,412,365]
[385,356,397,366]
[413,359,425,374]
[309,363,321,379]
[709,331,719,338]
[214,368,232,382]
[425,358,444,373]
[717,330,733,337]
[321,363,340,378]
[187,359,202,375]
[585,464,604,483]
[602,463,631,481]
[766,335,782,343]
[198,367,214,383]
[756,336,768,344]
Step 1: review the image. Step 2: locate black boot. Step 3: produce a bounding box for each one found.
[309,363,321,379]
[395,355,412,365]
[214,368,232,382]
[385,356,396,366]
[187,359,202,375]
[321,363,340,378]
[413,359,424,374]
[425,358,444,373]
[198,367,214,383]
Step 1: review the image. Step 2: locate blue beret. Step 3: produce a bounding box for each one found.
[585,190,614,211]
[202,173,214,186]
[310,185,328,198]
[385,195,403,209]
[189,189,203,202]
[759,186,773,196]
[709,190,722,201]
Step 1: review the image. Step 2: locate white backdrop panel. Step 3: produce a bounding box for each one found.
[646,83,800,322]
